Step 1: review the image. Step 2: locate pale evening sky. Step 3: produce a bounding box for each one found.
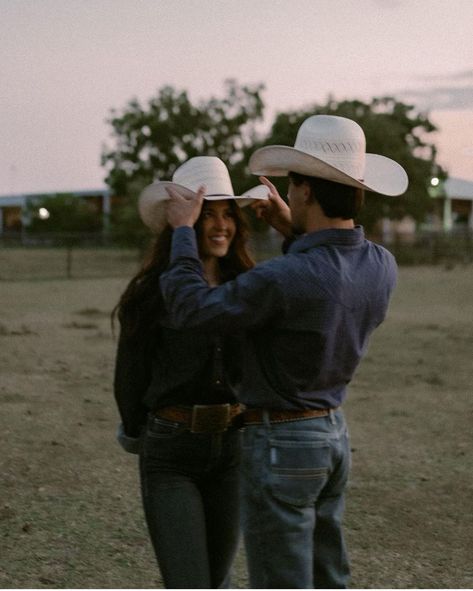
[1,0,473,195]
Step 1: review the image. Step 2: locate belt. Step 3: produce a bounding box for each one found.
[243,407,339,425]
[154,403,245,434]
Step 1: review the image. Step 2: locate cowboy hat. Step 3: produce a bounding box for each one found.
[139,156,268,232]
[249,115,408,196]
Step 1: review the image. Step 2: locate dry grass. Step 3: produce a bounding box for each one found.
[0,265,472,588]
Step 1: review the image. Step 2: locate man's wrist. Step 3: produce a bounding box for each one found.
[280,226,293,239]
[276,219,293,238]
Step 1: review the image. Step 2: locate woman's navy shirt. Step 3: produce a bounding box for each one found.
[114,316,242,437]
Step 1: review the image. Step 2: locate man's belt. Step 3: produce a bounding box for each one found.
[243,407,339,425]
[154,403,245,434]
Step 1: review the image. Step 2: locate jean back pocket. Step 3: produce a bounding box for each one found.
[268,437,330,506]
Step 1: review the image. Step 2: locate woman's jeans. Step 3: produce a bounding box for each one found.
[241,408,351,589]
[139,414,241,589]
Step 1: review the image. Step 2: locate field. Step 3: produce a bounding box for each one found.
[1,264,472,588]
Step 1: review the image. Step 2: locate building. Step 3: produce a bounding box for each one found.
[378,176,473,242]
[441,177,473,231]
[1,177,472,237]
[0,188,111,235]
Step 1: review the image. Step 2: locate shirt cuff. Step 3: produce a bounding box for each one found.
[116,423,141,455]
[170,226,199,263]
[282,234,300,254]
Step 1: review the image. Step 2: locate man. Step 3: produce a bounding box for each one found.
[160,115,408,588]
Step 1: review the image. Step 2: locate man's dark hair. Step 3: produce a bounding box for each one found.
[288,171,365,219]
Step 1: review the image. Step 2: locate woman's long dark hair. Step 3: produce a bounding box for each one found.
[112,200,254,342]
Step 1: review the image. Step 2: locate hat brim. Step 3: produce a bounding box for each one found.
[249,146,408,197]
[139,181,268,233]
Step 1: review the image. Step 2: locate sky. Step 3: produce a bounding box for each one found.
[1,0,473,195]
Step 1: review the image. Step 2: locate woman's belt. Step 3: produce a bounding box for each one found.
[154,403,245,434]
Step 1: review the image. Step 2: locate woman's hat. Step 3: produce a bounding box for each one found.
[139,156,268,232]
[249,115,408,196]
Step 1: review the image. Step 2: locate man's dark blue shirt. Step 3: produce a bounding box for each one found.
[160,225,397,410]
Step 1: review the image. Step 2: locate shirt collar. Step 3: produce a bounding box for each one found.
[288,226,365,254]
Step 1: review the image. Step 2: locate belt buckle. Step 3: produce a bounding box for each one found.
[191,404,231,434]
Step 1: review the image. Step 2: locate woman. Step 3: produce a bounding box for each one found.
[113,157,264,588]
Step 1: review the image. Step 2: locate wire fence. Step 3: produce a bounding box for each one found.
[386,229,473,266]
[0,233,140,281]
[1,230,472,281]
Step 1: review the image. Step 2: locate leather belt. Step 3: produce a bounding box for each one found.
[243,407,339,425]
[154,403,245,434]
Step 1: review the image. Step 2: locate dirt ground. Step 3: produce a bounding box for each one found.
[1,266,472,588]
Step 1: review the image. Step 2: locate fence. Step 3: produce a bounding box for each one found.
[384,230,473,266]
[0,233,140,281]
[1,230,472,281]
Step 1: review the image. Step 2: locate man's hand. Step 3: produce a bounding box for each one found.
[165,185,205,229]
[250,177,292,238]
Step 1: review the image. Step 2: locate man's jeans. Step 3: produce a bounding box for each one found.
[241,409,351,589]
[139,414,241,589]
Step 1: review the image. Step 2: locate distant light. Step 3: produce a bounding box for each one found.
[430,177,440,187]
[39,207,50,219]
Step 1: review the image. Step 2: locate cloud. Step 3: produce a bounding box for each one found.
[401,86,473,110]
[414,70,473,84]
[398,69,473,111]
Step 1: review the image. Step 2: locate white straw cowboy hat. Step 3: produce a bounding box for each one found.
[139,156,268,232]
[249,115,408,196]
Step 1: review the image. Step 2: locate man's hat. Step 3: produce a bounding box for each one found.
[249,115,408,196]
[139,156,268,233]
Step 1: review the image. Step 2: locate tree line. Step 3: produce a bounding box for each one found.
[27,79,446,245]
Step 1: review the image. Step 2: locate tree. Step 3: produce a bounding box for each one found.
[102,87,446,240]
[258,97,446,232]
[102,79,265,244]
[25,193,102,235]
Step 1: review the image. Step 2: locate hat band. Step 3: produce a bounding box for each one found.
[297,138,364,154]
[295,140,366,180]
[205,193,235,197]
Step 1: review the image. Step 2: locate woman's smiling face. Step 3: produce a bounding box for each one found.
[198,200,237,260]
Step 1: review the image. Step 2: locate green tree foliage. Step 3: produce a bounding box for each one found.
[101,80,264,245]
[102,86,446,240]
[259,97,446,231]
[25,194,102,235]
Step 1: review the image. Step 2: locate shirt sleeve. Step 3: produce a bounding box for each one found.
[160,226,285,332]
[113,328,151,437]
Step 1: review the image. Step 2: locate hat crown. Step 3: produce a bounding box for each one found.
[295,115,366,180]
[173,156,235,196]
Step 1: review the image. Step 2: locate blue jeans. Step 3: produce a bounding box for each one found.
[241,409,351,589]
[139,414,241,589]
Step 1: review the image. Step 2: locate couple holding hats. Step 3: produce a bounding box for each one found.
[114,115,407,588]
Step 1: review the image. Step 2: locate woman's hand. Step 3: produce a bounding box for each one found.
[250,177,292,238]
[165,185,205,229]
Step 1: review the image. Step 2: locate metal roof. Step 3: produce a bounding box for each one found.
[0,188,110,207]
[444,177,473,201]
